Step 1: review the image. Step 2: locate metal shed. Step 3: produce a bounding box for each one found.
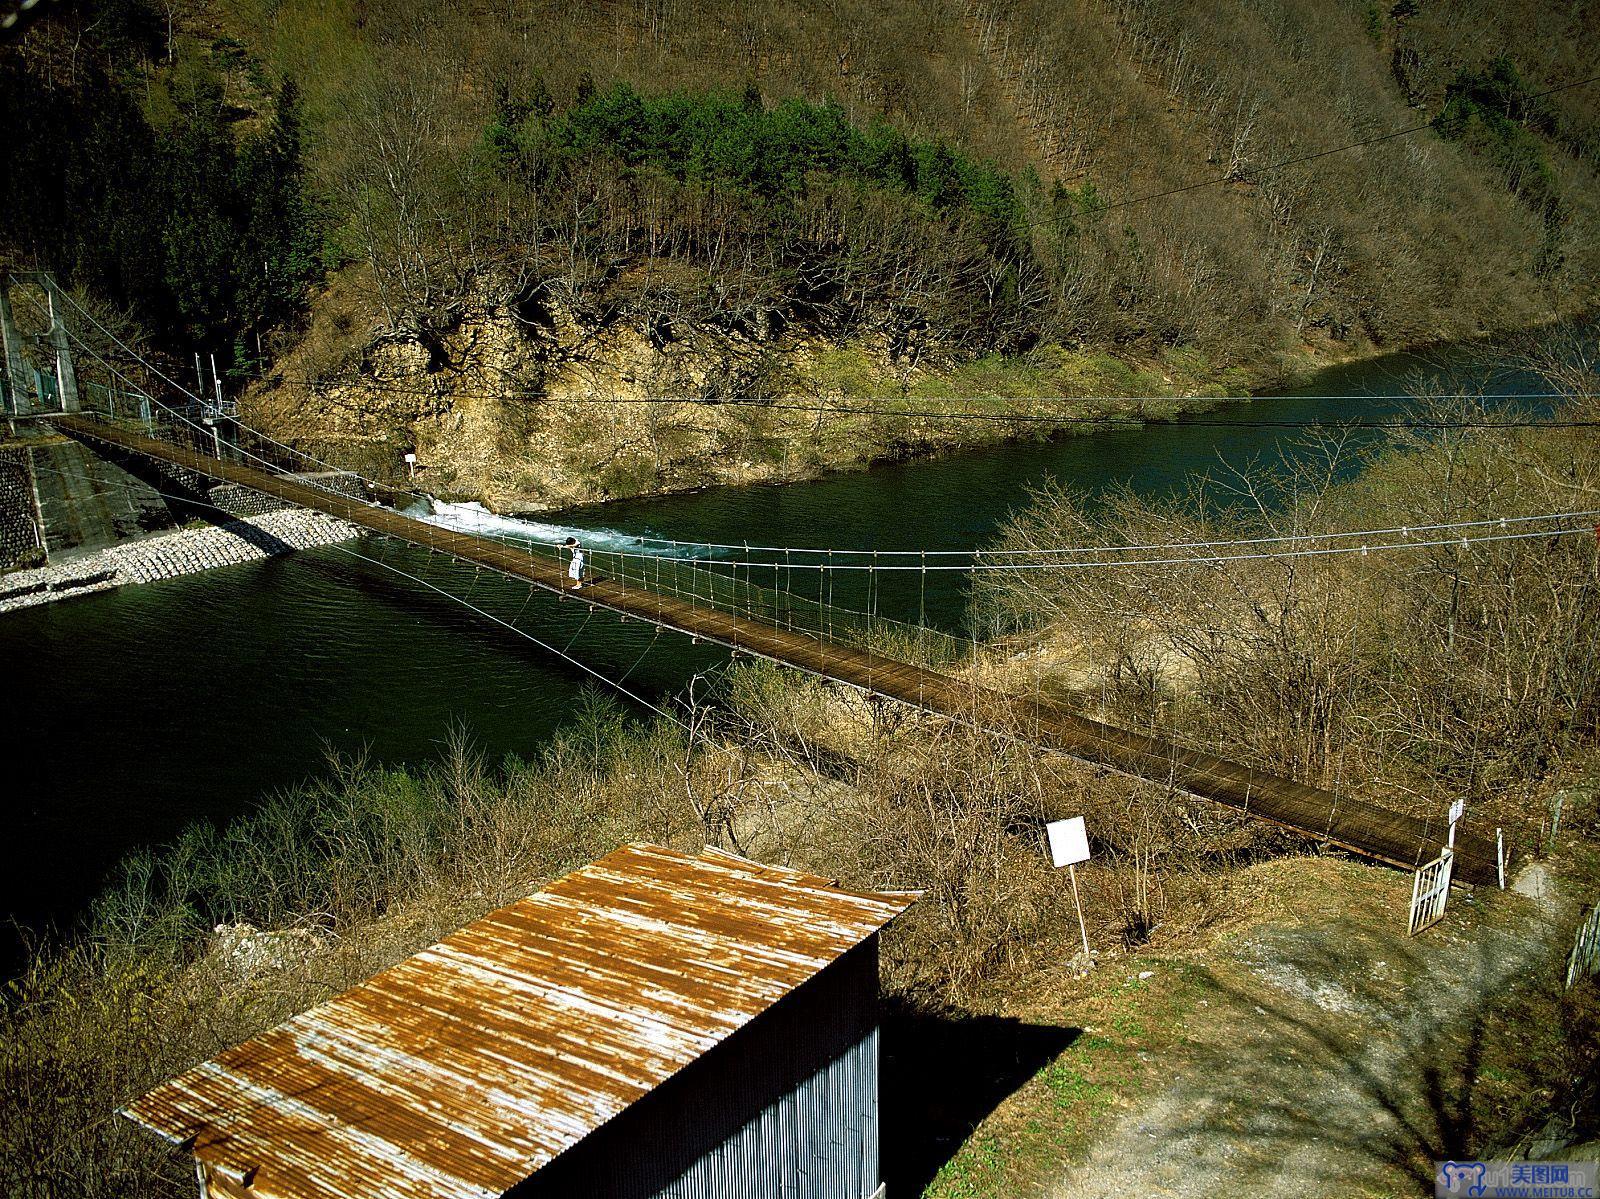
[124,843,917,1199]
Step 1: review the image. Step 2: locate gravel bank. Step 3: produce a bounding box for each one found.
[0,509,358,613]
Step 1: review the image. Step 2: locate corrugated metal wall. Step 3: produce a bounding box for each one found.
[509,938,883,1199]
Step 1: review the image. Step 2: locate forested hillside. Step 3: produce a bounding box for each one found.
[3,0,1597,502]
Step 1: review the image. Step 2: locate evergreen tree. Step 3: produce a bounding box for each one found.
[234,79,322,357]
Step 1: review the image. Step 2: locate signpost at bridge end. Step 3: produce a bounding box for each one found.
[1047,816,1093,964]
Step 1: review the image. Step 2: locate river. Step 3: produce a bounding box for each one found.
[0,340,1559,946]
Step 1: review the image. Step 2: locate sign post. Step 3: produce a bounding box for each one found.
[1046,817,1092,959]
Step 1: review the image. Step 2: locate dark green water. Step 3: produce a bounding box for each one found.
[0,341,1557,942]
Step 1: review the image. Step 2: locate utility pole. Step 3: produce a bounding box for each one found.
[4,273,81,414]
[43,279,79,412]
[0,279,24,416]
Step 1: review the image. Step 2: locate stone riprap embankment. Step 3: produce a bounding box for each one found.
[0,509,358,613]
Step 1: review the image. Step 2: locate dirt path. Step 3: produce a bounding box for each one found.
[1051,866,1573,1199]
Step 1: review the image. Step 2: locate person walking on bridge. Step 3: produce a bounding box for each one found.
[564,536,585,590]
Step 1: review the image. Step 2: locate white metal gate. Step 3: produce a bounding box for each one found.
[1409,849,1455,936]
[1568,905,1600,989]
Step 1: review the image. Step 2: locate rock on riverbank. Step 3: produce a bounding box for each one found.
[0,509,359,613]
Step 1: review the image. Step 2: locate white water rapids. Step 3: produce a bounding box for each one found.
[409,498,726,557]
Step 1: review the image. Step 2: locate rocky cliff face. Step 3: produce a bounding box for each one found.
[244,268,1267,512]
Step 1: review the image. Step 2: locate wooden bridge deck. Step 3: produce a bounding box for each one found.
[56,415,1502,886]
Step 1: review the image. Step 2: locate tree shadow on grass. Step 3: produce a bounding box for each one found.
[881,997,1080,1196]
[1144,929,1567,1196]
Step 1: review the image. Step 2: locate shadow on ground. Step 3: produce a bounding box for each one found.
[1132,926,1574,1196]
[881,999,1079,1195]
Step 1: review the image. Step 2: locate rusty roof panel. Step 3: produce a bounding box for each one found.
[124,843,915,1199]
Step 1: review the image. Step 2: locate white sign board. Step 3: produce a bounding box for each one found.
[1448,799,1465,826]
[1047,817,1091,868]
[404,452,418,465]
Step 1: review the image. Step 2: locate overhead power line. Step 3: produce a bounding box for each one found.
[31,288,1600,574]
[249,374,1592,430]
[599,524,1596,572]
[556,509,1600,557]
[326,540,688,730]
[48,285,1599,585]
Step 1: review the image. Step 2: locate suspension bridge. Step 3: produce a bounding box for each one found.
[1,272,1527,885]
[41,405,1506,885]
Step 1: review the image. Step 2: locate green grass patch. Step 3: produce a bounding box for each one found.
[927,1133,1002,1199]
[923,961,1208,1197]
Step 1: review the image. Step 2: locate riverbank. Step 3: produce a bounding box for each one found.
[247,299,1588,517]
[502,314,1581,515]
[0,509,358,614]
[254,263,1415,514]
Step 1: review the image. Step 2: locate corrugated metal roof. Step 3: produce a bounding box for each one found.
[124,843,916,1199]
